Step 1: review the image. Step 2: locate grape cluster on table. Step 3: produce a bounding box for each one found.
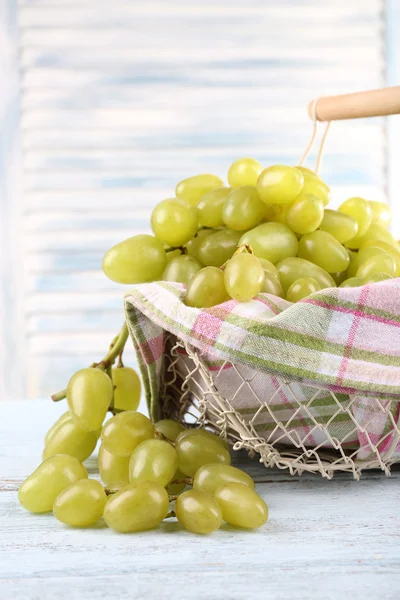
[19,369,268,534]
[103,158,396,305]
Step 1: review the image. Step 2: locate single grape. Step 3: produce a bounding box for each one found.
[264,203,290,224]
[151,198,198,247]
[222,186,265,231]
[98,443,130,488]
[197,229,242,267]
[214,482,268,529]
[175,174,224,206]
[366,273,393,283]
[356,254,396,279]
[257,165,304,205]
[348,246,388,278]
[67,368,113,432]
[224,253,265,302]
[360,240,400,276]
[155,419,185,442]
[276,257,335,293]
[193,464,255,495]
[18,455,88,513]
[197,187,231,228]
[369,200,391,228]
[165,248,182,263]
[103,481,169,533]
[285,194,324,235]
[227,158,263,188]
[261,272,284,297]
[43,418,98,463]
[129,439,178,487]
[339,277,367,288]
[101,411,154,457]
[53,479,107,527]
[298,231,350,273]
[162,255,202,285]
[239,222,298,264]
[346,224,398,250]
[258,258,279,278]
[44,411,71,445]
[175,433,231,477]
[297,167,331,206]
[175,489,222,534]
[176,428,230,452]
[102,234,167,284]
[185,266,229,308]
[339,197,372,237]
[286,277,320,302]
[185,229,214,262]
[319,209,359,243]
[112,366,141,412]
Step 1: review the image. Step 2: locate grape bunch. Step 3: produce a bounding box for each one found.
[19,404,268,534]
[102,158,396,306]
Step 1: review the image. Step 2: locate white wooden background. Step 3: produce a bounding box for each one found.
[1,0,400,403]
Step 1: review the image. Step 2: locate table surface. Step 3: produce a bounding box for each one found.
[1,400,400,600]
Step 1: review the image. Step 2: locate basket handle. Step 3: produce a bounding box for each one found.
[308,86,400,122]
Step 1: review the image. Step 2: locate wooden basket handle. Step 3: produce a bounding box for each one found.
[308,86,400,122]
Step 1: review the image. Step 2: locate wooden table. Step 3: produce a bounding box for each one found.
[1,400,399,599]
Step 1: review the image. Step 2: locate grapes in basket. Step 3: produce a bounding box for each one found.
[102,158,396,306]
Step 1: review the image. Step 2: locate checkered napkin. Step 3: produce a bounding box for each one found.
[124,279,400,458]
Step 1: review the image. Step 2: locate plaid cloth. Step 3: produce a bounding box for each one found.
[124,279,400,458]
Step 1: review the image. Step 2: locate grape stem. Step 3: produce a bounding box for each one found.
[168,495,179,502]
[170,477,193,486]
[165,510,176,519]
[51,323,129,402]
[105,488,119,496]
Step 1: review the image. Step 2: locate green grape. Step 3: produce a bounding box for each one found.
[151,198,198,247]
[185,266,229,308]
[67,368,113,432]
[239,222,298,264]
[224,253,264,302]
[319,209,359,243]
[348,246,388,277]
[102,234,167,284]
[286,277,320,302]
[261,272,284,297]
[360,240,400,276]
[197,187,231,228]
[129,439,178,487]
[356,254,396,279]
[185,228,214,262]
[53,479,107,527]
[369,200,391,228]
[257,165,304,205]
[101,411,154,457]
[155,419,185,442]
[162,255,202,285]
[44,411,71,445]
[18,455,88,513]
[222,186,265,231]
[339,197,372,237]
[98,443,130,488]
[264,203,289,224]
[258,258,279,278]
[165,248,182,263]
[366,273,393,283]
[298,231,350,273]
[167,469,187,495]
[285,194,324,235]
[197,229,242,267]
[346,224,398,251]
[227,158,263,188]
[175,489,222,534]
[214,482,268,529]
[276,257,335,293]
[297,167,331,206]
[176,428,230,452]
[176,174,224,206]
[43,418,98,463]
[175,433,231,477]
[112,366,141,412]
[331,270,349,286]
[193,464,255,495]
[339,277,367,288]
[103,481,169,533]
